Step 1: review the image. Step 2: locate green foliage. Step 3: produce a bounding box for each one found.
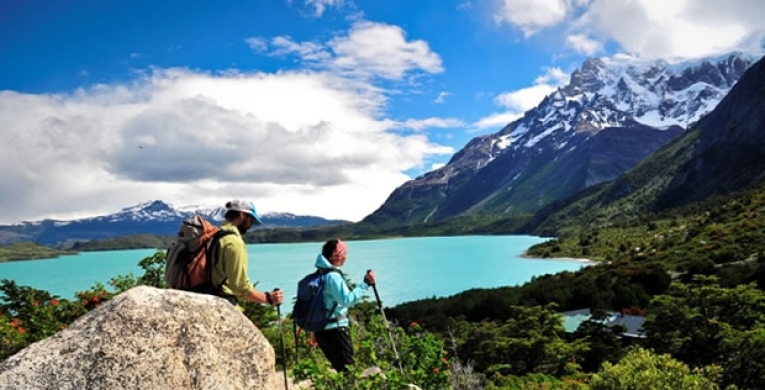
[289,303,457,390]
[589,347,723,390]
[486,373,589,390]
[644,276,765,389]
[457,304,587,378]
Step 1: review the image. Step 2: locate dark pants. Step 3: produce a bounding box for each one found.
[315,326,354,372]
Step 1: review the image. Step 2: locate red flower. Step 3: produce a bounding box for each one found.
[50,299,59,306]
[10,319,20,328]
[433,368,439,373]
[409,321,419,328]
[17,327,26,335]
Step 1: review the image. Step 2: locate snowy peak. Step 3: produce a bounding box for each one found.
[0,201,350,245]
[364,47,762,226]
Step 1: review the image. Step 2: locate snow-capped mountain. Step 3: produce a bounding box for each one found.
[365,45,765,226]
[0,200,349,245]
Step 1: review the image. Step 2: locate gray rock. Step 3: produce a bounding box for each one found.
[0,286,275,390]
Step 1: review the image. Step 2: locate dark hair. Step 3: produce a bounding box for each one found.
[224,210,241,222]
[322,239,340,259]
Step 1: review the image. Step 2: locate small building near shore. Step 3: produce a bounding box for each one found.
[561,308,647,339]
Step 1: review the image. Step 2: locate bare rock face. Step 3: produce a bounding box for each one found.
[0,286,275,390]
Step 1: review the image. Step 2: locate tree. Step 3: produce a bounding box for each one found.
[459,304,588,377]
[644,276,765,389]
[590,347,722,390]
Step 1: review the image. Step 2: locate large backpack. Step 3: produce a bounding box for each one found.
[164,215,235,295]
[293,268,343,333]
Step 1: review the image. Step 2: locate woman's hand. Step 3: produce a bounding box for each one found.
[364,270,376,286]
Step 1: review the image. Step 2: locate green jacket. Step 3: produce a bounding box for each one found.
[211,221,253,301]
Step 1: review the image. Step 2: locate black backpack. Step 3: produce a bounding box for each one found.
[293,268,343,333]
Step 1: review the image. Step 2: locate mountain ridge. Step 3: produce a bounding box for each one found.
[364,49,764,227]
[0,200,349,246]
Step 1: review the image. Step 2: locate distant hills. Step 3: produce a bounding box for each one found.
[365,47,765,227]
[0,200,349,246]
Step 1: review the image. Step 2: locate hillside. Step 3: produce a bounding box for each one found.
[0,242,74,262]
[523,55,765,237]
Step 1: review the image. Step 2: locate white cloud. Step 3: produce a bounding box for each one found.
[246,21,444,82]
[244,37,269,52]
[431,163,446,170]
[398,117,464,131]
[495,84,556,112]
[493,0,764,59]
[565,33,603,55]
[303,0,344,17]
[575,0,765,58]
[494,0,580,36]
[434,91,450,104]
[270,36,331,61]
[457,2,473,11]
[0,69,454,224]
[472,112,522,130]
[473,67,569,130]
[329,21,444,80]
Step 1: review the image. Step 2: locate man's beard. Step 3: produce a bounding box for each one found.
[237,224,247,235]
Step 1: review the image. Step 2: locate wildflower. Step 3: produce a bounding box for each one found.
[17,327,26,335]
[10,319,20,328]
[409,321,419,328]
[433,368,439,373]
[50,299,59,306]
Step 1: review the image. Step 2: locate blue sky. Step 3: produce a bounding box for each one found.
[0,0,763,223]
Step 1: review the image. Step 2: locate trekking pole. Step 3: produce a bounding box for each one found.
[293,320,300,365]
[367,270,403,373]
[274,289,289,390]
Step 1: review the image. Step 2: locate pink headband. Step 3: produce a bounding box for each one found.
[330,240,347,263]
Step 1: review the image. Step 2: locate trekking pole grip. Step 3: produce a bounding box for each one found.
[274,288,281,307]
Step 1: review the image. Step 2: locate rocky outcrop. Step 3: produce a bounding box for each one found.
[0,286,275,390]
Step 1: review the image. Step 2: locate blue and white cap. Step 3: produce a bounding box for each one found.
[225,199,263,225]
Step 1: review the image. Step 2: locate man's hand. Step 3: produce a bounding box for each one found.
[269,289,284,306]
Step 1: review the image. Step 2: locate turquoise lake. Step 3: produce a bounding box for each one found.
[0,235,586,308]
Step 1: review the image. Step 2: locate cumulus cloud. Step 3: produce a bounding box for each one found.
[247,21,443,82]
[0,69,454,224]
[329,21,444,80]
[473,67,569,130]
[494,0,582,36]
[493,0,764,59]
[565,33,603,55]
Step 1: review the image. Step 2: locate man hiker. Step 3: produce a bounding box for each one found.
[213,199,283,307]
[313,238,375,372]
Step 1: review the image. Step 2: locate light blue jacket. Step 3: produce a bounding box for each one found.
[314,253,370,330]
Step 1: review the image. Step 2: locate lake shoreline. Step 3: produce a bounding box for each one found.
[520,251,597,265]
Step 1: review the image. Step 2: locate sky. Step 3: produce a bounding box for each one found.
[0,0,763,224]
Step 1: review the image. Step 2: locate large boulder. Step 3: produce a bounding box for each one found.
[0,286,275,390]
